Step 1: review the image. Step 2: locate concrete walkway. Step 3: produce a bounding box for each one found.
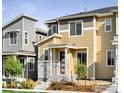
[33,81,51,90]
[101,84,118,93]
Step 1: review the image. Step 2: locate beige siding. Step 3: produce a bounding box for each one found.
[96,15,116,79]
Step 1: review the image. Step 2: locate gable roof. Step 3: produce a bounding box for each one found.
[45,6,118,23]
[34,34,62,46]
[3,13,38,29]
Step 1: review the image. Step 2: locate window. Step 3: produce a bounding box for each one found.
[25,32,28,44]
[106,50,114,66]
[48,25,58,36]
[70,21,82,36]
[9,32,17,45]
[29,58,35,71]
[44,49,49,60]
[77,52,87,65]
[105,19,112,32]
[39,36,42,41]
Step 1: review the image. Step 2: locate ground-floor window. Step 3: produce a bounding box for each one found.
[29,58,35,71]
[106,50,114,66]
[44,48,49,61]
[20,57,25,68]
[77,51,87,65]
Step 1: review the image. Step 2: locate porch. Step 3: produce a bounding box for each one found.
[38,44,88,82]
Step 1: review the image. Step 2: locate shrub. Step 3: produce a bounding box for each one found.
[2,82,6,88]
[7,81,16,88]
[50,81,63,90]
[19,79,35,89]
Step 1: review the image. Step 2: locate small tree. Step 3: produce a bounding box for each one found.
[75,60,87,85]
[4,56,24,79]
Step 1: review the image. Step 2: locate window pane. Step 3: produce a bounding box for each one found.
[76,22,82,35]
[107,51,112,65]
[82,53,87,65]
[10,33,13,44]
[77,53,81,63]
[13,33,17,44]
[25,32,28,44]
[48,29,52,36]
[44,49,49,60]
[70,22,75,35]
[106,25,111,31]
[53,26,57,34]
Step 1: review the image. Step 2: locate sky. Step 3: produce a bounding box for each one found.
[2,0,118,30]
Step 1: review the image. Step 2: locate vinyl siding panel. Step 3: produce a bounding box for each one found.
[96,15,116,79]
[2,18,23,52]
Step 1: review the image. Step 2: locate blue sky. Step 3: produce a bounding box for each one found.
[2,0,117,30]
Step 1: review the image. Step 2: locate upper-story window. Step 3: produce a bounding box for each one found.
[9,32,17,45]
[48,25,58,36]
[70,21,82,36]
[105,19,112,32]
[106,50,114,66]
[39,36,42,41]
[24,32,28,44]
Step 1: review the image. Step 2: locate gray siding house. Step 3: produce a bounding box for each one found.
[2,14,47,80]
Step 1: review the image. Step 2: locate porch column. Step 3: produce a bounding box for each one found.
[50,48,53,77]
[65,48,69,77]
[115,45,118,78]
[26,56,28,79]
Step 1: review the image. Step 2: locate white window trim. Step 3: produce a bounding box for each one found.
[24,31,29,45]
[29,57,35,71]
[9,32,18,46]
[76,50,87,64]
[106,49,115,67]
[104,18,112,32]
[44,48,49,61]
[69,20,83,37]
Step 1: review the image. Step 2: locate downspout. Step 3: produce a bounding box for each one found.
[93,16,96,80]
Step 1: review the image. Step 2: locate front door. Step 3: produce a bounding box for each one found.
[60,51,65,74]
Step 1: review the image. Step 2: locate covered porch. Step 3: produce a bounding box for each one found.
[38,44,88,82]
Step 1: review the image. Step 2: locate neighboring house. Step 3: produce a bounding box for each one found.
[2,14,47,80]
[35,6,118,81]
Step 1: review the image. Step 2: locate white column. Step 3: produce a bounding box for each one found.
[115,45,118,77]
[65,48,69,77]
[93,16,96,80]
[50,48,53,77]
[26,56,28,79]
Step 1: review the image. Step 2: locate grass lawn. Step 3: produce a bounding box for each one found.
[2,90,46,93]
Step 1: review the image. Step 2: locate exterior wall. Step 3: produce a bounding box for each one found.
[2,18,23,52]
[96,15,116,79]
[35,33,47,42]
[23,18,36,52]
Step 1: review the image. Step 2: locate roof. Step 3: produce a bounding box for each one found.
[36,28,47,35]
[45,6,118,23]
[34,34,62,46]
[3,13,38,29]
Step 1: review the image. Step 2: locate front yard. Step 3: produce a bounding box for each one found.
[2,90,46,93]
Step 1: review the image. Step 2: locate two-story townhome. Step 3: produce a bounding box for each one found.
[2,14,47,80]
[35,6,118,81]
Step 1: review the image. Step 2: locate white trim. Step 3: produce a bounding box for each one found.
[116,13,118,35]
[35,34,62,45]
[22,17,24,50]
[104,18,112,32]
[93,16,96,79]
[83,27,97,30]
[97,13,113,17]
[9,31,18,46]
[24,31,29,45]
[106,49,115,67]
[69,20,83,37]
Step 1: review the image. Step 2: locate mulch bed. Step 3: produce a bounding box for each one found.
[46,81,109,92]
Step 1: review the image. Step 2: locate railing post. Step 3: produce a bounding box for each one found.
[50,48,52,78]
